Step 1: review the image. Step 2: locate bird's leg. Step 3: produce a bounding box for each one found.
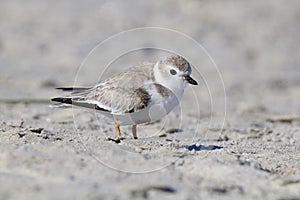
[132,125,138,139]
[114,121,122,138]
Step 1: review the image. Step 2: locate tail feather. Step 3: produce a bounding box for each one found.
[51,97,73,104]
[51,97,108,112]
[56,87,91,92]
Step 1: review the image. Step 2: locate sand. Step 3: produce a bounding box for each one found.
[0,0,299,199]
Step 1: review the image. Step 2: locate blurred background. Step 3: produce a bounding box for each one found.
[0,0,299,113]
[1,1,300,199]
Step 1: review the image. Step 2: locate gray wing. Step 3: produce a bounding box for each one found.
[53,63,154,114]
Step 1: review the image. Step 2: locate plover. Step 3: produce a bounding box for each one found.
[52,55,198,139]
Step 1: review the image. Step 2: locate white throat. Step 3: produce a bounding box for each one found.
[153,62,185,99]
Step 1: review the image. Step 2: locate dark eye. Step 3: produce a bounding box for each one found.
[170,69,177,75]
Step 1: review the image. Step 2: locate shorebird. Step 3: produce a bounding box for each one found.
[52,55,198,139]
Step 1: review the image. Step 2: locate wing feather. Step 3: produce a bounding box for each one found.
[52,63,154,114]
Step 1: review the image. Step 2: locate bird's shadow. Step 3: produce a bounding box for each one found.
[185,144,223,151]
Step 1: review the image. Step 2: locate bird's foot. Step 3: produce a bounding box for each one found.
[106,137,124,143]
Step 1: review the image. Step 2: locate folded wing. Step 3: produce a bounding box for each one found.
[51,64,154,114]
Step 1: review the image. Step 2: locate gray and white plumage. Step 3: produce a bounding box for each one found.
[52,55,198,138]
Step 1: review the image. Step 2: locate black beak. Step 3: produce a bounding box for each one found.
[184,75,198,85]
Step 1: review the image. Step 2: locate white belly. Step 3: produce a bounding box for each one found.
[98,88,182,126]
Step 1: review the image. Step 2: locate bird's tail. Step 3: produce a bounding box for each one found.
[55,87,91,94]
[51,97,108,111]
[51,97,73,104]
[51,87,90,106]
[51,87,89,108]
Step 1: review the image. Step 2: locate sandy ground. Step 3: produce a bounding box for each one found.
[1,0,300,199]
